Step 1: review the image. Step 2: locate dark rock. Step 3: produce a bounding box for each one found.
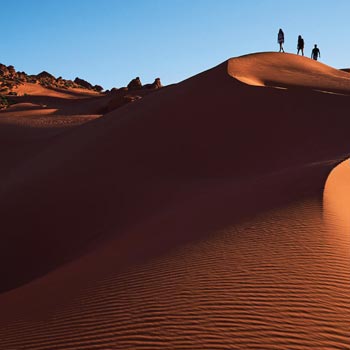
[7,65,16,76]
[37,71,55,80]
[143,77,162,89]
[74,77,93,90]
[0,64,10,77]
[127,76,142,90]
[0,95,9,109]
[93,84,103,92]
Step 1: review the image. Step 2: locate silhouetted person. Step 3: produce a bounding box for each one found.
[297,35,304,56]
[311,44,320,60]
[278,29,285,52]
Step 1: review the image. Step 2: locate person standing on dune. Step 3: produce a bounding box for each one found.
[278,29,285,52]
[311,44,321,60]
[297,35,304,56]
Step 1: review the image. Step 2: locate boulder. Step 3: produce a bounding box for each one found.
[74,77,93,90]
[0,64,10,77]
[7,65,16,76]
[37,71,55,80]
[93,84,103,92]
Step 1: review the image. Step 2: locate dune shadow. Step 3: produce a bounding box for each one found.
[5,94,107,116]
[264,80,350,96]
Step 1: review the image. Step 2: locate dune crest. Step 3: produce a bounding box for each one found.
[324,159,350,237]
[228,52,350,93]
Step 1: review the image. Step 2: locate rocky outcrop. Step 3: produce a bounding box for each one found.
[143,77,162,89]
[37,71,55,80]
[94,85,103,92]
[74,78,104,92]
[0,63,105,95]
[127,77,142,90]
[105,77,164,113]
[0,64,16,78]
[0,95,9,109]
[74,77,93,90]
[0,63,164,108]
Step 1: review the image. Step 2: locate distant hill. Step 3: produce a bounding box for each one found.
[0,63,104,95]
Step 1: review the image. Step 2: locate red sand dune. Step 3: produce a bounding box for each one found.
[12,82,101,99]
[0,83,106,185]
[228,52,350,92]
[0,52,349,349]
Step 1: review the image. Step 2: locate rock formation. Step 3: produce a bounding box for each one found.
[93,85,103,92]
[74,77,93,90]
[127,77,142,90]
[143,77,162,89]
[0,63,105,96]
[37,71,55,80]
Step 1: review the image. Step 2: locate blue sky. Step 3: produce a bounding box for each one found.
[2,0,350,89]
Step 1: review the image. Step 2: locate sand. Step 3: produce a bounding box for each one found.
[12,83,101,99]
[0,52,349,349]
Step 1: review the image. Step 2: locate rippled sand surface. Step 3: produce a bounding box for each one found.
[1,191,349,349]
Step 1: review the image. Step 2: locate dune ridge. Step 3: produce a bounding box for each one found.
[228,52,350,92]
[0,52,350,349]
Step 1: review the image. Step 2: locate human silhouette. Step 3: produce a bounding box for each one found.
[297,35,304,56]
[278,29,285,52]
[311,44,321,60]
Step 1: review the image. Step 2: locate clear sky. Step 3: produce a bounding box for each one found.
[2,0,350,89]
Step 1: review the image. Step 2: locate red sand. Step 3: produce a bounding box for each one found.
[0,52,349,349]
[12,82,100,98]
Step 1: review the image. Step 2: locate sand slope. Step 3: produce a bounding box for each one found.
[228,52,350,92]
[0,52,350,349]
[12,83,101,99]
[0,83,106,183]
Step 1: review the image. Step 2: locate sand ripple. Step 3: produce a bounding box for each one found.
[1,198,349,349]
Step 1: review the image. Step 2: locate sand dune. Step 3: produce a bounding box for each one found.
[0,84,105,183]
[1,198,349,349]
[12,82,100,99]
[228,52,350,92]
[0,52,349,349]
